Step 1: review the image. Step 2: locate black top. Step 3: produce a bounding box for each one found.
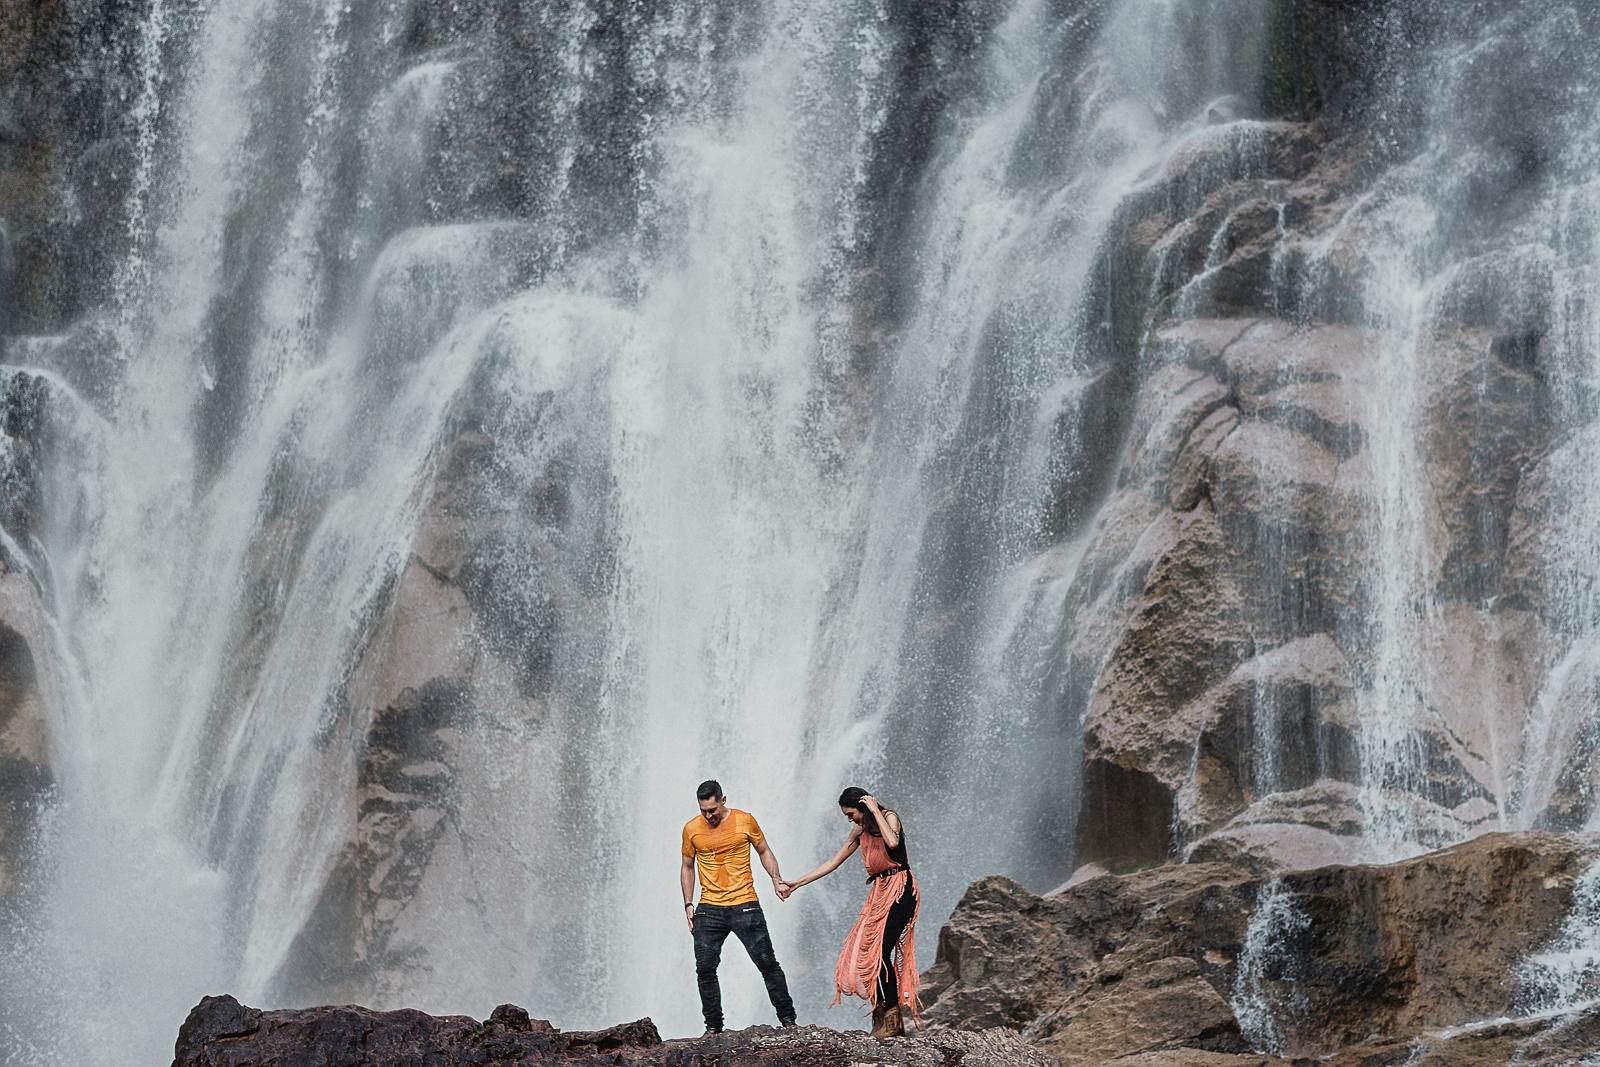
[873,811,909,868]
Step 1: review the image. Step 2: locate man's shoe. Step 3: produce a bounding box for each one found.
[701,1027,723,1037]
[778,1019,797,1028]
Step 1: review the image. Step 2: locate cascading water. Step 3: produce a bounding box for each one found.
[1230,877,1309,1054]
[0,0,1279,1059]
[1519,855,1600,1017]
[1328,3,1600,853]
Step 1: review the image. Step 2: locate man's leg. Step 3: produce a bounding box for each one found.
[692,905,733,1032]
[729,903,797,1025]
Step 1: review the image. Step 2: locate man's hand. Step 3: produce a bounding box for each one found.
[776,880,793,900]
[685,902,695,931]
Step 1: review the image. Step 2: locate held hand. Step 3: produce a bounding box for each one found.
[776,880,793,900]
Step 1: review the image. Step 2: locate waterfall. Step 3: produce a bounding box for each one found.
[5,0,1600,1063]
[1,0,1237,1056]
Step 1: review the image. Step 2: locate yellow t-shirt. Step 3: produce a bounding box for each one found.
[682,809,765,906]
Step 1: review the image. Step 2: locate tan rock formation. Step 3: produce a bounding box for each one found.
[1065,75,1576,867]
[922,832,1600,1067]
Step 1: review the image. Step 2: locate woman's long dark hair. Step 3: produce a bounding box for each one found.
[838,786,889,836]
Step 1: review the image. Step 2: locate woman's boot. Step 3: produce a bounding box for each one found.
[869,1002,891,1038]
[882,1005,903,1037]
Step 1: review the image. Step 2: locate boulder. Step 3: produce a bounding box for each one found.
[922,832,1600,1066]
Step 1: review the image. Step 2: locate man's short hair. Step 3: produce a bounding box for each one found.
[696,779,723,801]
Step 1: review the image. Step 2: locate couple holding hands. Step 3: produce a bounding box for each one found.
[679,781,920,1039]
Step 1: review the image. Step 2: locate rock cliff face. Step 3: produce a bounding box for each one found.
[921,831,1600,1066]
[0,0,148,335]
[1056,0,1600,870]
[0,0,158,913]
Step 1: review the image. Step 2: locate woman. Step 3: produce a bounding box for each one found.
[777,787,920,1037]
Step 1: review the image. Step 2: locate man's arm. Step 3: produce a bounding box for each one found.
[681,854,698,931]
[753,838,783,891]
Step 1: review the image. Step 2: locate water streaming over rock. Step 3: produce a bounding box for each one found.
[2,0,1600,1063]
[1519,856,1600,1017]
[1229,877,1309,1054]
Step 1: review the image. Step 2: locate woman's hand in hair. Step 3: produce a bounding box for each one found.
[861,794,880,810]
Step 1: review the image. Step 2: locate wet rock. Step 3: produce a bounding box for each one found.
[1069,174,1571,864]
[1172,637,1361,848]
[1075,506,1244,867]
[170,994,1053,1067]
[0,565,55,903]
[922,832,1600,1066]
[270,373,622,1004]
[1185,780,1367,871]
[1381,1007,1600,1067]
[1045,955,1250,1066]
[171,995,659,1066]
[0,0,147,329]
[268,681,466,1005]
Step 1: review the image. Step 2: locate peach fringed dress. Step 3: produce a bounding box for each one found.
[832,826,921,1018]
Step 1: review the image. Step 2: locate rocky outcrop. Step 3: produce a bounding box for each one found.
[0,595,51,900]
[1055,0,1587,869]
[920,831,1600,1066]
[170,995,1053,1067]
[0,373,56,903]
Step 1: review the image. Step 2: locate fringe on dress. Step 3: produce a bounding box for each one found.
[831,845,921,1019]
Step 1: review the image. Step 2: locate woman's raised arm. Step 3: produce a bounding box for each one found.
[861,795,900,850]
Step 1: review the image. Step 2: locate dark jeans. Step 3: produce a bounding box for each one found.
[691,901,796,1030]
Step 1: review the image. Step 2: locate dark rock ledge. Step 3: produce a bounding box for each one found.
[171,995,1053,1067]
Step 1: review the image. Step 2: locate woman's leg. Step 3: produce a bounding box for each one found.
[874,877,918,1006]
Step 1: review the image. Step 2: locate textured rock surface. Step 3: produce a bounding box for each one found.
[1,0,1597,1050]
[0,585,51,900]
[171,995,1054,1067]
[1056,0,1586,869]
[0,373,56,902]
[921,832,1600,1066]
[268,381,620,1004]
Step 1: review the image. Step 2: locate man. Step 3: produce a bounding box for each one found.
[680,779,797,1033]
